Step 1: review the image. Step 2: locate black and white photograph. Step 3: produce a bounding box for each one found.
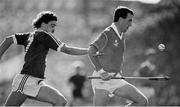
[0,0,179,106]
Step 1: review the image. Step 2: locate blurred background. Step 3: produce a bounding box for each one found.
[0,0,180,106]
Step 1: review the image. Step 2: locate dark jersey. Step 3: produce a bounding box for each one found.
[13,30,63,79]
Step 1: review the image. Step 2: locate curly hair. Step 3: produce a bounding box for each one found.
[32,11,57,28]
[113,6,134,22]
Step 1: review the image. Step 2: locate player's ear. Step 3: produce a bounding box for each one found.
[41,22,47,28]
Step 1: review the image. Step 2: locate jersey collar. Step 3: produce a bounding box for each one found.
[35,29,53,35]
[111,23,123,40]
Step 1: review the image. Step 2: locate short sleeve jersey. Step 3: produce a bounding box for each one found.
[91,27,125,73]
[13,30,63,79]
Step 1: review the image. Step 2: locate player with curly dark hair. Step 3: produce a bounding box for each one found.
[0,11,88,106]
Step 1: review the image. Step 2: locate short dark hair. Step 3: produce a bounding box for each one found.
[113,6,134,22]
[32,11,57,28]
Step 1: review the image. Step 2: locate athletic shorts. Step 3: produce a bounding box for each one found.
[91,71,130,94]
[12,74,46,97]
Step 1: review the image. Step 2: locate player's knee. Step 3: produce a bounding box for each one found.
[144,97,149,106]
[138,96,148,106]
[62,99,67,106]
[53,96,67,106]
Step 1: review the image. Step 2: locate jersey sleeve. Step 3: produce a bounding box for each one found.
[13,32,30,45]
[90,32,108,51]
[42,32,64,51]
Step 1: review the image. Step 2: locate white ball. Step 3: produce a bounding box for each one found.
[158,44,165,51]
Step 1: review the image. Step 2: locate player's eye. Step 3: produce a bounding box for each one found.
[51,24,56,28]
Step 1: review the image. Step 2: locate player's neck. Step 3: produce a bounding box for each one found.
[114,23,123,36]
[37,28,45,32]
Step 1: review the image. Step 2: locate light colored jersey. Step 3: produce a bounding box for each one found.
[91,26,125,73]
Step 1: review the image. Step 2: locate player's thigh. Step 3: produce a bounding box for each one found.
[94,89,110,106]
[5,91,27,106]
[35,85,67,105]
[113,83,147,103]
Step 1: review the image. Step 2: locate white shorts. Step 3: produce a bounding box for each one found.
[91,71,130,94]
[12,74,46,97]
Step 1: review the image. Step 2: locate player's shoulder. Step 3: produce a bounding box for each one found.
[34,30,55,40]
[104,26,113,33]
[102,26,112,37]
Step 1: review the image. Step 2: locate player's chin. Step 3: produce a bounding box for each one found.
[51,30,55,33]
[124,28,129,32]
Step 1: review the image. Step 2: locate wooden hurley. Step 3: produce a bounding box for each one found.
[87,76,170,81]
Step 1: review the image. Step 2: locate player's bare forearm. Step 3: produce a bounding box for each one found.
[0,36,13,60]
[61,45,88,55]
[88,46,102,71]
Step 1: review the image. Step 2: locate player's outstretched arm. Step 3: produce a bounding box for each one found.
[0,36,14,60]
[61,44,88,55]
